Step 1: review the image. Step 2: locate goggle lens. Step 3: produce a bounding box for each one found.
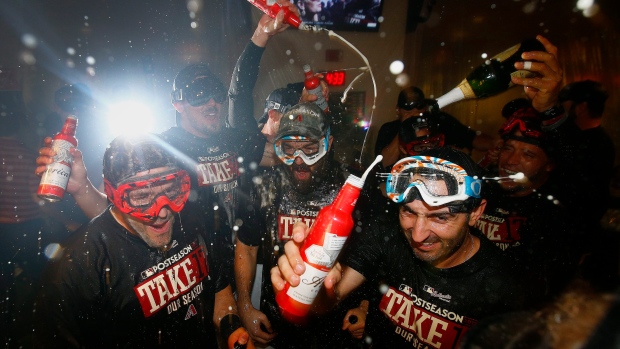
[385,156,481,206]
[177,78,226,107]
[402,134,445,155]
[105,169,191,222]
[274,136,328,166]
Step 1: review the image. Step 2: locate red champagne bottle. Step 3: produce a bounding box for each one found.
[37,115,78,202]
[247,0,308,30]
[275,174,363,324]
[303,64,329,113]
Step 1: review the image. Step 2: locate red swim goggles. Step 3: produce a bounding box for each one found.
[499,107,544,140]
[400,134,445,156]
[104,169,191,222]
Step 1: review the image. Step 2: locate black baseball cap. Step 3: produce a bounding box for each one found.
[258,88,301,128]
[397,87,426,110]
[276,103,329,141]
[103,134,177,186]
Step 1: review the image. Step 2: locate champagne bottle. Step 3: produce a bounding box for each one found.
[275,156,382,324]
[247,0,308,30]
[303,64,329,113]
[435,38,546,109]
[37,114,78,202]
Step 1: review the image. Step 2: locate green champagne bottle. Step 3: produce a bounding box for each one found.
[435,38,546,109]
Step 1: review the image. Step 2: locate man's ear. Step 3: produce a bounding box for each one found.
[172,101,184,114]
[468,199,487,226]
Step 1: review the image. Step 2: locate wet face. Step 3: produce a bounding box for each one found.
[282,136,332,194]
[117,168,177,249]
[175,97,223,138]
[399,199,481,268]
[498,137,554,197]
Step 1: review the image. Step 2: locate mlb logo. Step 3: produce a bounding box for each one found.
[141,266,157,279]
[290,209,297,215]
[423,285,435,294]
[399,284,413,296]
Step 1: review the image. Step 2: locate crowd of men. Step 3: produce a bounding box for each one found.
[0,1,616,348]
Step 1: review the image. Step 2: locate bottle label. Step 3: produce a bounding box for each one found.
[39,161,71,189]
[304,233,346,268]
[307,87,329,111]
[286,263,328,305]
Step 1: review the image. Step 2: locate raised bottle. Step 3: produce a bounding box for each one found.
[37,115,78,202]
[276,156,382,324]
[303,64,329,113]
[247,0,308,30]
[435,38,546,109]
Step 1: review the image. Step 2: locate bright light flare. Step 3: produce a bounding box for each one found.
[389,60,404,75]
[107,101,155,137]
[577,0,594,10]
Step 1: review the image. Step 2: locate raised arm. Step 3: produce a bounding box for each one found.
[35,137,107,219]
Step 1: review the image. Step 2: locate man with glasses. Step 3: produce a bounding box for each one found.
[271,147,527,348]
[35,134,254,348]
[234,103,363,347]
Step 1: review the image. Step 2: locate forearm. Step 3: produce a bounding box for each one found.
[71,178,108,219]
[234,241,259,307]
[214,285,240,329]
[228,41,265,129]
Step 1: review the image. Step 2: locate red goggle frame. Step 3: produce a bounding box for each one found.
[400,134,445,156]
[104,169,191,222]
[500,113,544,140]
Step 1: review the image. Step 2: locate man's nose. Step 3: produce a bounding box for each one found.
[408,216,431,243]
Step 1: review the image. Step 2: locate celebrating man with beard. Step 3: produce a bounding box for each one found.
[234,102,358,348]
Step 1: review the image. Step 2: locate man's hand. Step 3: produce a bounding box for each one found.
[300,74,329,104]
[35,137,89,195]
[270,222,342,293]
[251,0,300,47]
[342,300,368,339]
[237,305,276,345]
[511,35,563,112]
[227,327,256,349]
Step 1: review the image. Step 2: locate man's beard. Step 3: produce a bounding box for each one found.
[289,159,327,194]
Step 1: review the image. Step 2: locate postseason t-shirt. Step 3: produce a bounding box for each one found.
[342,220,526,348]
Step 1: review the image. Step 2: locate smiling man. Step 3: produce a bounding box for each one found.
[35,134,253,348]
[271,147,527,349]
[476,107,580,303]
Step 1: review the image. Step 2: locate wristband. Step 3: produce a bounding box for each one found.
[540,105,567,130]
[220,313,242,341]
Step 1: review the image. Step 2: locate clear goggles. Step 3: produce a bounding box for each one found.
[385,156,482,206]
[104,169,191,222]
[274,129,330,166]
[400,134,445,156]
[172,77,226,107]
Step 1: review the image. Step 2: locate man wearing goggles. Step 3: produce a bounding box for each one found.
[272,102,333,193]
[374,86,494,169]
[36,134,254,348]
[475,106,580,302]
[272,147,527,348]
[235,102,361,348]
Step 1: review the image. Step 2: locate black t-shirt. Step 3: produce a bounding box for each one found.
[478,183,581,302]
[160,126,265,277]
[36,207,228,348]
[237,162,350,347]
[342,220,526,349]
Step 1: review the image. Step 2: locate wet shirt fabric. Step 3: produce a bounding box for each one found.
[35,207,227,348]
[159,126,264,273]
[477,184,580,301]
[237,162,349,347]
[342,220,526,349]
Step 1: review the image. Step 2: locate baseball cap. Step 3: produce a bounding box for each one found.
[275,102,329,141]
[171,64,226,105]
[397,87,426,110]
[103,134,177,186]
[258,88,301,128]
